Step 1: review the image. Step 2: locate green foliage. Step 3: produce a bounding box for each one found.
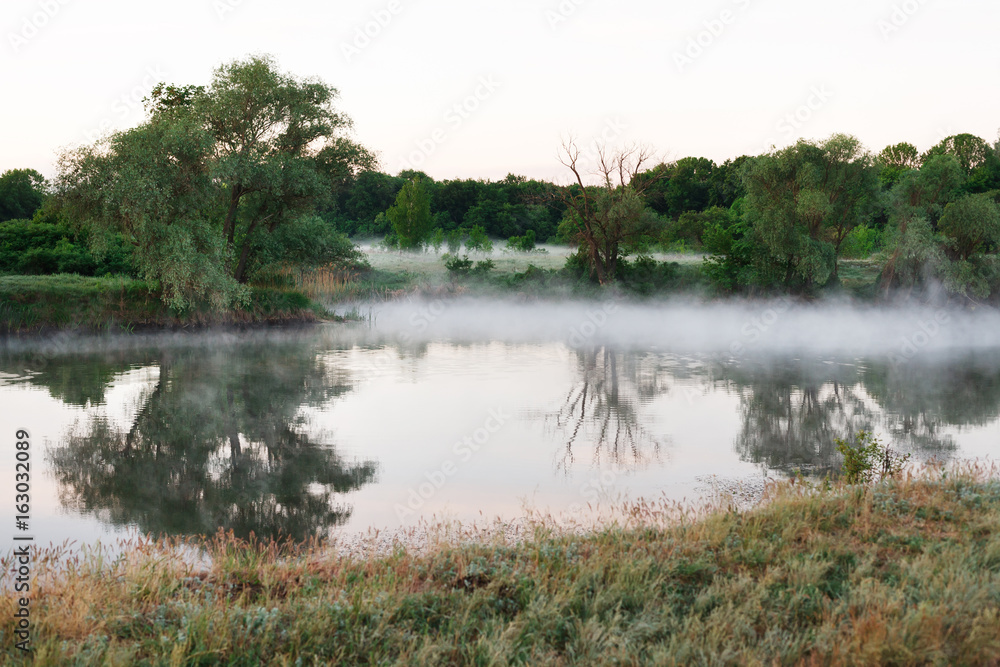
[429,228,445,254]
[616,255,703,295]
[702,200,784,294]
[56,55,374,308]
[880,155,967,291]
[441,253,496,278]
[0,168,46,222]
[839,223,883,259]
[637,156,748,218]
[334,171,405,235]
[254,215,368,278]
[560,181,661,284]
[741,134,878,289]
[876,142,920,188]
[443,253,474,275]
[0,219,135,277]
[505,229,536,252]
[939,193,1000,261]
[387,178,434,250]
[446,228,465,254]
[835,431,910,484]
[465,225,493,254]
[922,134,992,176]
[472,258,496,275]
[666,206,733,249]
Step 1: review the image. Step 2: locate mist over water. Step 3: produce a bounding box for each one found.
[359,297,1000,357]
[2,296,1000,551]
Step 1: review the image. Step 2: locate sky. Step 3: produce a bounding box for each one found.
[2,0,999,183]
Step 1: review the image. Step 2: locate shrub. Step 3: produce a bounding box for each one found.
[835,431,910,484]
[506,229,536,252]
[840,224,883,259]
[443,253,474,276]
[465,225,493,254]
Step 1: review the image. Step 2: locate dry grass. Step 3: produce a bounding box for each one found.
[3,463,999,665]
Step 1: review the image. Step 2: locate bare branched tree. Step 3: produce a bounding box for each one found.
[556,139,664,284]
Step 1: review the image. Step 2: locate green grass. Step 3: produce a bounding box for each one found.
[4,464,999,665]
[0,274,332,334]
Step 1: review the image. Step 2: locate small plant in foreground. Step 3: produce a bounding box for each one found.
[836,430,911,484]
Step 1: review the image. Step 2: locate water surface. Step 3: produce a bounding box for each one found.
[2,300,998,550]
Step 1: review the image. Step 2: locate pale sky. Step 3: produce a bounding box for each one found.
[2,0,999,183]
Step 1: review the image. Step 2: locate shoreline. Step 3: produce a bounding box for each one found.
[2,465,997,664]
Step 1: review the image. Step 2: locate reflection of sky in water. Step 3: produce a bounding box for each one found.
[1,311,999,552]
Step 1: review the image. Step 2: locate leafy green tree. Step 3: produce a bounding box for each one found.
[922,134,992,175]
[429,228,445,254]
[880,154,965,291]
[666,206,733,249]
[465,225,493,254]
[334,171,405,235]
[939,193,1000,262]
[506,229,536,252]
[936,193,1000,298]
[386,177,433,250]
[702,199,784,294]
[741,134,877,287]
[0,169,46,222]
[877,142,920,188]
[0,220,135,276]
[56,55,374,308]
[258,215,368,273]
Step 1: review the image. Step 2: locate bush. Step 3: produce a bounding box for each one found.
[835,431,910,484]
[840,224,883,259]
[0,219,136,277]
[465,225,493,254]
[443,253,474,275]
[472,258,495,275]
[506,229,536,252]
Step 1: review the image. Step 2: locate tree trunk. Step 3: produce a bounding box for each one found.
[233,218,262,283]
[223,186,243,248]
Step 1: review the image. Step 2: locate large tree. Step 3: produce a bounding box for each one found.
[879,154,965,292]
[386,177,433,249]
[741,134,877,286]
[56,55,375,308]
[877,142,920,188]
[0,168,46,222]
[557,141,662,284]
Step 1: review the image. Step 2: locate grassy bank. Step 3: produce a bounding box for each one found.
[0,274,335,334]
[4,466,999,665]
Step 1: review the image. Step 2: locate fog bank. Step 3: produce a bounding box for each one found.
[359,297,1000,358]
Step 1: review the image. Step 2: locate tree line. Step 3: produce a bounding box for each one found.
[2,55,1000,304]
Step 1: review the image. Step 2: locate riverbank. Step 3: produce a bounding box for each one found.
[282,246,886,304]
[4,465,998,665]
[0,274,338,335]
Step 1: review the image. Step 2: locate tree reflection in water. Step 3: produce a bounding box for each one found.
[43,343,377,541]
[549,346,663,472]
[715,352,1000,474]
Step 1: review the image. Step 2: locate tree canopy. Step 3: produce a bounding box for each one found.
[55,55,375,308]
